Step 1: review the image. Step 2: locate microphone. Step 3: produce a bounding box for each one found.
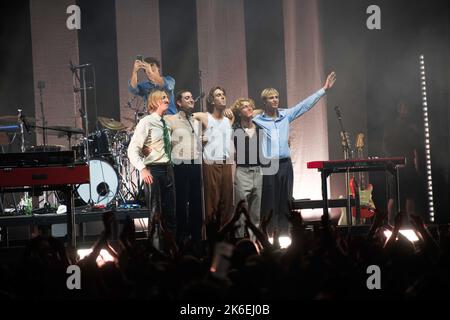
[70,61,91,71]
[73,86,94,92]
[194,92,205,103]
[74,63,91,69]
[18,109,31,134]
[334,106,342,120]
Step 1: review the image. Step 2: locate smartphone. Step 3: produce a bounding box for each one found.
[136,55,143,62]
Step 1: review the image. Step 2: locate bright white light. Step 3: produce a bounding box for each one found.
[77,248,116,267]
[384,229,420,242]
[268,236,292,249]
[420,54,424,59]
[420,65,425,70]
[421,76,426,80]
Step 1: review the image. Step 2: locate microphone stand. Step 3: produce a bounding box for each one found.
[335,107,354,229]
[198,69,206,240]
[37,81,47,150]
[17,109,25,152]
[71,63,94,206]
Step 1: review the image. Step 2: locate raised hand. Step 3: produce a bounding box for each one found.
[143,63,164,86]
[133,59,145,73]
[323,71,336,91]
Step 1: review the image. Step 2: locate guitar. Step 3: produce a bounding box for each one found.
[350,133,376,219]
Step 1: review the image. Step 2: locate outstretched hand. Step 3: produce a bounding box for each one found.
[323,71,336,91]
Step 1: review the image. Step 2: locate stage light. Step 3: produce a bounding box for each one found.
[384,229,420,242]
[419,55,434,222]
[268,236,292,249]
[77,248,116,267]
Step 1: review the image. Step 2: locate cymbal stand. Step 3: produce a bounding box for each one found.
[72,65,94,205]
[37,81,47,150]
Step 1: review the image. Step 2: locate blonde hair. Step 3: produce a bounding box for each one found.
[231,97,255,120]
[260,88,279,101]
[147,90,167,113]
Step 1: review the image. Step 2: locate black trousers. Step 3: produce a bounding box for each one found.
[143,164,176,237]
[173,163,202,243]
[260,158,293,235]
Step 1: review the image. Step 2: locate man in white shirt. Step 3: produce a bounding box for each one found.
[192,87,234,229]
[127,89,176,239]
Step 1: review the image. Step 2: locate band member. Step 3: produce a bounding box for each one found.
[127,90,176,240]
[129,56,177,115]
[253,72,337,235]
[165,90,203,245]
[231,98,263,237]
[192,87,234,229]
[383,101,423,223]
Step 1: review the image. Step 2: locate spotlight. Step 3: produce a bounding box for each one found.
[268,236,292,249]
[77,248,116,267]
[384,229,420,242]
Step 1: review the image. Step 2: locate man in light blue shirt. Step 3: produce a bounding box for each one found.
[253,71,336,235]
[129,56,177,115]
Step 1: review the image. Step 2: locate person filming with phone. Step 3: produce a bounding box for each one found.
[129,55,177,115]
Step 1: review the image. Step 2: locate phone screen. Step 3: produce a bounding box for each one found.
[136,55,143,61]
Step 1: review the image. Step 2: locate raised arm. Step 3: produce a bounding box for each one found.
[130,59,144,90]
[285,71,337,122]
[192,112,209,130]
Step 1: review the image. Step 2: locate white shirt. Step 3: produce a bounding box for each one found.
[203,113,233,162]
[127,113,171,171]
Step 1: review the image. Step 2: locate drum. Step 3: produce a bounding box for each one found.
[71,129,111,161]
[89,129,111,156]
[76,158,119,206]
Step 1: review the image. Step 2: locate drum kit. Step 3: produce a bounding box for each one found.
[0,113,143,209]
[70,116,141,208]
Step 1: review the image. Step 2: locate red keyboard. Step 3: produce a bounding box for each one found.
[0,164,89,187]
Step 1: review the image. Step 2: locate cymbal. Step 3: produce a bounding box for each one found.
[39,126,84,137]
[0,115,36,123]
[98,116,127,131]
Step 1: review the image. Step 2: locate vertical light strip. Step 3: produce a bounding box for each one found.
[420,55,434,222]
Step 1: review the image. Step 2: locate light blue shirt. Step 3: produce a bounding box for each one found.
[252,88,326,160]
[128,76,177,115]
